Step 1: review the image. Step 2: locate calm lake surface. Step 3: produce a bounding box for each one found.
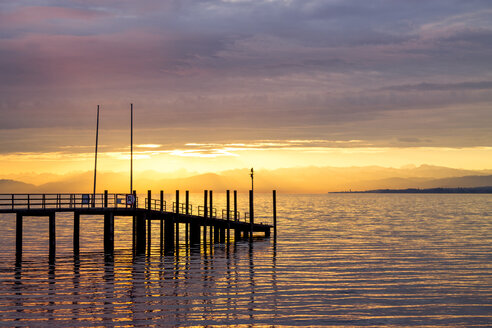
[0,193,491,327]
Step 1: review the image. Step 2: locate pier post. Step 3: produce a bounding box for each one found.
[160,190,164,252]
[249,190,254,241]
[104,190,108,207]
[190,190,200,247]
[209,190,213,218]
[49,212,56,261]
[16,213,22,263]
[165,196,175,255]
[164,217,174,254]
[136,213,146,254]
[273,190,277,240]
[226,190,230,245]
[190,221,200,246]
[185,190,189,246]
[203,190,208,246]
[214,223,220,244]
[234,190,240,241]
[234,190,237,221]
[132,190,136,249]
[147,190,152,254]
[234,228,241,241]
[104,212,114,255]
[73,212,80,255]
[209,190,213,243]
[220,224,226,244]
[175,190,180,250]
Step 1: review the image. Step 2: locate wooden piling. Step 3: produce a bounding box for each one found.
[226,190,230,244]
[234,228,241,241]
[160,190,164,252]
[273,190,277,239]
[185,190,189,246]
[234,190,237,221]
[209,190,213,218]
[132,190,136,249]
[164,204,174,254]
[203,190,208,246]
[220,225,226,243]
[175,190,180,250]
[104,212,114,255]
[73,212,80,255]
[214,224,220,243]
[136,213,146,254]
[209,190,213,243]
[249,190,254,241]
[49,212,56,260]
[16,213,22,262]
[190,221,200,246]
[147,190,152,254]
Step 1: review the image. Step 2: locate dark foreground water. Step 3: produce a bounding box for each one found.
[0,194,491,327]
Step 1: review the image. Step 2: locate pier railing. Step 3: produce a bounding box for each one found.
[145,198,167,211]
[0,193,140,210]
[1,191,277,227]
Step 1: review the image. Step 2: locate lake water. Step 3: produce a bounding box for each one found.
[0,193,491,327]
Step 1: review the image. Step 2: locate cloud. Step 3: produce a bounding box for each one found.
[0,0,491,153]
[382,81,492,92]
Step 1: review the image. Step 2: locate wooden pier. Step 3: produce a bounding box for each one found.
[0,190,277,262]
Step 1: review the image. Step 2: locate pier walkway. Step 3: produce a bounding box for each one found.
[0,190,277,262]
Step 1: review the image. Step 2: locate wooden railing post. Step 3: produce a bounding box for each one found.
[104,190,108,208]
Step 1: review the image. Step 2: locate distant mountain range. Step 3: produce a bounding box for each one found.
[332,186,492,194]
[1,165,492,194]
[0,179,36,193]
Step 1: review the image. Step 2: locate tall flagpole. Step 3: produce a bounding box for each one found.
[130,103,133,195]
[92,105,100,207]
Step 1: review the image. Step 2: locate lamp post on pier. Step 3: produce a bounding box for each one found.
[250,168,254,192]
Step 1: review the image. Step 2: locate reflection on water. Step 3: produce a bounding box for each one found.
[0,194,491,326]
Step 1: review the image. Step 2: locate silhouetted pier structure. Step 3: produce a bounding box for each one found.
[0,190,277,263]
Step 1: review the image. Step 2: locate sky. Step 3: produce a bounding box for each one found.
[1,0,492,182]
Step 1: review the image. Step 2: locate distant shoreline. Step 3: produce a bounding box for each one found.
[330,186,492,194]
